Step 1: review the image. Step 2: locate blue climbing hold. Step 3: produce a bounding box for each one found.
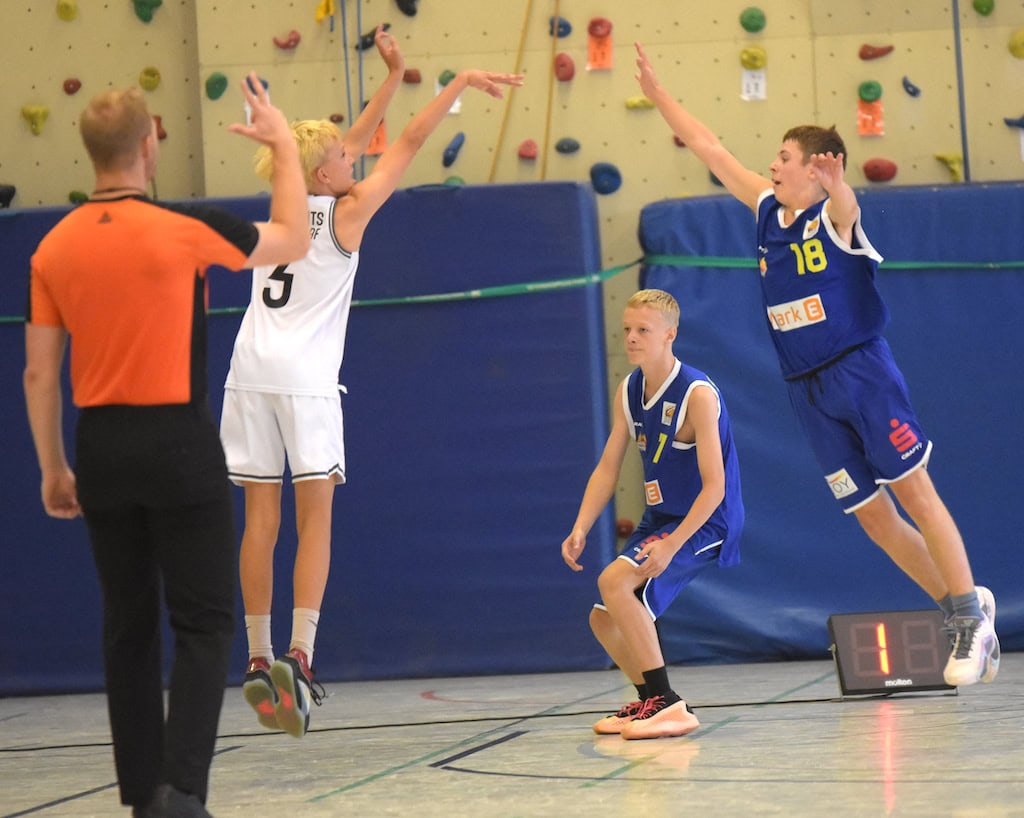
[549,16,571,37]
[555,137,580,154]
[590,162,622,195]
[443,132,465,167]
[246,76,269,94]
[902,76,921,97]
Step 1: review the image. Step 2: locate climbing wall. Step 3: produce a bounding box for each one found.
[5,2,1024,209]
[0,1,205,207]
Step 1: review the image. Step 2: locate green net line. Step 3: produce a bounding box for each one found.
[644,254,1024,271]
[6,252,1022,324]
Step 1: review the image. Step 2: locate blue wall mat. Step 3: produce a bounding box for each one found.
[0,182,614,694]
[639,182,1024,667]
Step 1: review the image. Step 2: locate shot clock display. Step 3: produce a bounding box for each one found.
[828,609,956,696]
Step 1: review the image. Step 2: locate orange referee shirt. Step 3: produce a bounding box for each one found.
[27,195,259,407]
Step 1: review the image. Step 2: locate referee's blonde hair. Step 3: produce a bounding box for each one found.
[626,289,680,327]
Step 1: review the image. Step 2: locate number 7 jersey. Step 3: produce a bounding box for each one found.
[624,359,743,567]
[226,195,359,396]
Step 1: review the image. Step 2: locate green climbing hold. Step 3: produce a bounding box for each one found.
[739,7,766,33]
[438,69,456,87]
[205,72,228,101]
[132,0,162,23]
[858,80,882,102]
[973,0,995,16]
[69,190,89,204]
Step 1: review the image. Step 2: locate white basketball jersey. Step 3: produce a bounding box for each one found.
[225,195,358,396]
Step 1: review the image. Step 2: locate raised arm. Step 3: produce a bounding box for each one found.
[332,68,524,249]
[811,152,859,244]
[635,42,769,211]
[343,25,406,157]
[228,72,310,268]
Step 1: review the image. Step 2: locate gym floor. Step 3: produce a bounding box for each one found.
[2,654,1021,817]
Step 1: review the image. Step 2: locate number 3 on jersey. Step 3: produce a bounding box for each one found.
[262,265,293,308]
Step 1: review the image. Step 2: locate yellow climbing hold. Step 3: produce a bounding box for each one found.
[625,96,655,110]
[139,67,161,91]
[740,46,767,70]
[56,0,78,22]
[1010,28,1024,59]
[315,0,336,23]
[21,105,50,135]
[934,153,964,182]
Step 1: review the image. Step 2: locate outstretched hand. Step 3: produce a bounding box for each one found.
[374,24,404,73]
[808,151,846,192]
[464,70,525,99]
[634,42,662,100]
[227,72,292,147]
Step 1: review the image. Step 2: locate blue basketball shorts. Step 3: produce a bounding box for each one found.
[594,508,724,621]
[785,337,932,514]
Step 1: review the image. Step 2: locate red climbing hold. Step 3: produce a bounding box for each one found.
[518,139,538,160]
[863,157,897,182]
[858,43,894,60]
[554,53,575,81]
[273,30,301,49]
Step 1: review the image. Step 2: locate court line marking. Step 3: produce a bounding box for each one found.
[429,730,527,768]
[0,746,242,818]
[307,684,625,802]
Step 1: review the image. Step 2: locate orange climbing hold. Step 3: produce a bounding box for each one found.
[859,43,894,60]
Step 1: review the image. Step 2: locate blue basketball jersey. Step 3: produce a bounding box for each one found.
[756,191,889,378]
[624,359,743,567]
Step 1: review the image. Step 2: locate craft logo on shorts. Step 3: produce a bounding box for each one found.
[661,401,677,427]
[889,418,922,460]
[825,468,858,500]
[767,293,826,332]
[644,479,664,505]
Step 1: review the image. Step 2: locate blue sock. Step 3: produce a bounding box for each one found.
[951,590,982,620]
[937,594,955,620]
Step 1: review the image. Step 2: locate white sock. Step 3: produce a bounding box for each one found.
[245,614,273,662]
[290,607,321,664]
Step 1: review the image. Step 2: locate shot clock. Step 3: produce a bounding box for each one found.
[827,609,956,696]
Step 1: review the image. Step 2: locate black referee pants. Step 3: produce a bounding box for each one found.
[76,403,237,807]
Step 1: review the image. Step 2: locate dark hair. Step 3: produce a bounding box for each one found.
[781,125,847,169]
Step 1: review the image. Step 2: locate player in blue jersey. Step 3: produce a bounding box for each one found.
[633,42,998,688]
[562,289,744,739]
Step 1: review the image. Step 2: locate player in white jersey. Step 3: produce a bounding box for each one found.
[220,24,524,737]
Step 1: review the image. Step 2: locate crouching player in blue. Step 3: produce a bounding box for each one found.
[561,289,744,740]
